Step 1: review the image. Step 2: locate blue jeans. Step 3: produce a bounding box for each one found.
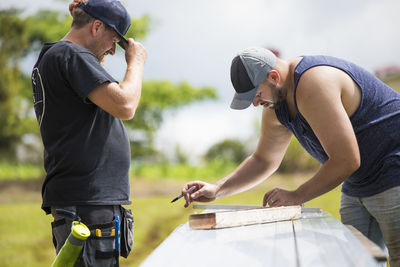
[340,186,400,267]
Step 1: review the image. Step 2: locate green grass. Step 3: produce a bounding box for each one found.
[0,163,44,181]
[131,160,238,181]
[0,203,54,266]
[0,173,342,267]
[0,161,236,182]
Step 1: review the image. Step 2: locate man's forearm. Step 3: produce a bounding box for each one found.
[119,62,145,112]
[295,158,358,203]
[215,154,277,198]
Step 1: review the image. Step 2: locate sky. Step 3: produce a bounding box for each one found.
[2,0,400,161]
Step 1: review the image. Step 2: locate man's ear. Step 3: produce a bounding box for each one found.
[90,20,103,38]
[268,70,280,85]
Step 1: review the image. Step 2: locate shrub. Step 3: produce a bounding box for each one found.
[204,139,248,164]
[278,137,320,173]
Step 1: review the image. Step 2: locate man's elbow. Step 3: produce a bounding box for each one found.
[116,104,137,120]
[345,155,361,174]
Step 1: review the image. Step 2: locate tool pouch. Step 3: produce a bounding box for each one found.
[120,207,134,258]
[83,221,117,266]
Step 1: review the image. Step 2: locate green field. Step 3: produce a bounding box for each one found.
[0,173,342,267]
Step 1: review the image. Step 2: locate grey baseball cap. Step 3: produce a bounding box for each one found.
[230,47,276,109]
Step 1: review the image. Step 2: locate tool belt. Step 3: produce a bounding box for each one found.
[51,206,134,266]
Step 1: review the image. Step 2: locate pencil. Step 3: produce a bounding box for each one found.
[171,185,196,203]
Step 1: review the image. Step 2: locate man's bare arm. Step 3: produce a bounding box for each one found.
[215,108,292,197]
[88,39,147,120]
[183,108,292,207]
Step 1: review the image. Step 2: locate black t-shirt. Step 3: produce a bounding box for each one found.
[31,41,131,213]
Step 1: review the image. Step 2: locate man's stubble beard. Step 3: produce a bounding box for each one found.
[271,84,287,109]
[98,54,107,67]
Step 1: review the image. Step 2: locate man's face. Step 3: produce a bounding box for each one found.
[91,22,121,66]
[252,79,286,109]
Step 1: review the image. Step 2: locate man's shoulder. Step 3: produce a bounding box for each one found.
[47,41,93,56]
[37,41,98,71]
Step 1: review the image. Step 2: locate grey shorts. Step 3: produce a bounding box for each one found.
[340,186,400,267]
[51,205,133,267]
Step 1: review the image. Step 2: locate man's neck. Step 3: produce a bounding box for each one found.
[281,60,295,91]
[274,59,293,102]
[62,29,90,49]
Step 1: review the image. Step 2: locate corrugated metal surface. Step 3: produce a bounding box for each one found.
[140,211,380,267]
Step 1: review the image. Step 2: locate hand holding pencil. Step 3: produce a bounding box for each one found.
[175,181,219,208]
[171,185,197,203]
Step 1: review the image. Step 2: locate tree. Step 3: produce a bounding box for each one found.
[204,139,248,164]
[127,80,216,160]
[0,9,37,160]
[277,137,320,173]
[0,7,216,162]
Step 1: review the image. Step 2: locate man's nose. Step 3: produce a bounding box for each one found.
[109,43,116,55]
[252,97,260,106]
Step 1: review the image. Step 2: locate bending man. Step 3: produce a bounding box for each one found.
[182,47,400,266]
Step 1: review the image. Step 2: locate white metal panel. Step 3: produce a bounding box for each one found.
[269,220,298,267]
[140,221,298,267]
[140,211,380,267]
[294,212,379,267]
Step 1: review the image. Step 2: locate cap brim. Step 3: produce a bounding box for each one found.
[118,37,128,50]
[230,87,258,110]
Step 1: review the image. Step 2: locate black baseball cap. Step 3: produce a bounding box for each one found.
[230,47,276,109]
[78,0,131,50]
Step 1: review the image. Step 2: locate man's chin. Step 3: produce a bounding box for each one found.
[99,55,107,67]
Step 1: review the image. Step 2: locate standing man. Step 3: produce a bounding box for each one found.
[182,47,400,266]
[31,0,147,265]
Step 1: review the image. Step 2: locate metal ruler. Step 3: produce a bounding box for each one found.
[192,204,321,213]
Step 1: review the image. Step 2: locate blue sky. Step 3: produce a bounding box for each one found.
[2,0,400,161]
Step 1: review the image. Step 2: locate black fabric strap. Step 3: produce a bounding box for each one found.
[88,221,114,230]
[95,250,119,259]
[90,235,115,240]
[51,218,66,228]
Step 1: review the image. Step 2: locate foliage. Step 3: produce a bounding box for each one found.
[132,159,237,182]
[0,7,215,162]
[278,137,320,173]
[174,144,188,164]
[0,163,44,181]
[125,81,216,160]
[381,76,400,93]
[203,138,248,164]
[0,159,235,182]
[0,149,318,181]
[0,10,38,160]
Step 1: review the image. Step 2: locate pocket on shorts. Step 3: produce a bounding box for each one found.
[83,221,117,267]
[120,207,134,258]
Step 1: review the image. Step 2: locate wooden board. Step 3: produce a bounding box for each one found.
[346,225,387,262]
[189,205,301,229]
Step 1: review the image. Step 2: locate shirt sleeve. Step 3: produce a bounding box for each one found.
[65,51,117,101]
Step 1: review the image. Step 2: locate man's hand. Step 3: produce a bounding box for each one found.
[263,188,302,207]
[124,38,147,67]
[69,0,84,16]
[182,181,219,208]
